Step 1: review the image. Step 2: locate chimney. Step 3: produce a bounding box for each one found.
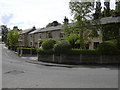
[13,26,18,30]
[64,16,69,24]
[32,26,36,30]
[53,21,59,26]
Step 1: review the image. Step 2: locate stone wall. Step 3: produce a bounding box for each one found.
[38,54,120,64]
[17,49,37,56]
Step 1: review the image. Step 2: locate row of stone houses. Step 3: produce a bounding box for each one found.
[18,16,120,49]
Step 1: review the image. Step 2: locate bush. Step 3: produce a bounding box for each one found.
[66,33,80,48]
[54,40,71,54]
[65,49,100,55]
[37,48,54,55]
[17,47,36,50]
[98,41,118,54]
[39,40,43,47]
[42,39,56,50]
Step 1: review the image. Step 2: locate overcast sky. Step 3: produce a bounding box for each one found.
[0,0,116,30]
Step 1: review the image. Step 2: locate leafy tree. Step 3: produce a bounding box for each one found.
[69,1,100,49]
[101,23,120,49]
[103,0,110,17]
[46,21,61,27]
[62,22,78,36]
[66,33,80,48]
[115,1,120,16]
[0,25,8,43]
[116,1,120,12]
[93,0,102,19]
[7,29,19,47]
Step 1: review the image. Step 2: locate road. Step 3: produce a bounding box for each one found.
[1,44,119,88]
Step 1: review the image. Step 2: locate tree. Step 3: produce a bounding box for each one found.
[7,29,19,47]
[115,1,120,16]
[103,0,110,17]
[66,33,80,48]
[116,1,120,12]
[93,0,102,19]
[69,1,99,49]
[0,25,8,43]
[46,21,61,27]
[101,23,120,49]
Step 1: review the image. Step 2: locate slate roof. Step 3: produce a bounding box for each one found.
[38,25,63,33]
[29,28,42,34]
[21,28,32,34]
[100,16,120,24]
[28,17,120,34]
[21,27,36,34]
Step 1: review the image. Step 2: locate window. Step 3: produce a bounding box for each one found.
[94,42,99,49]
[86,44,89,49]
[60,32,64,38]
[48,32,52,38]
[39,34,42,39]
[30,42,32,46]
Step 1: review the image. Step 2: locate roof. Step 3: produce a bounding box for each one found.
[26,17,120,35]
[100,16,120,24]
[38,25,63,33]
[21,28,32,34]
[21,27,36,34]
[29,28,42,34]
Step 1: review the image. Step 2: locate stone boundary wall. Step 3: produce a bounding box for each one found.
[17,49,37,56]
[38,54,120,64]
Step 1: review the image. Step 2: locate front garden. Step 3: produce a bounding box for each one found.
[37,39,120,64]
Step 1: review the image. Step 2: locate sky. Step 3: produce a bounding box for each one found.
[0,0,116,30]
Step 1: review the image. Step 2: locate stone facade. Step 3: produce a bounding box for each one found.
[18,17,120,49]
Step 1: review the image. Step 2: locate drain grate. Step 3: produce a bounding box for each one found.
[4,70,25,75]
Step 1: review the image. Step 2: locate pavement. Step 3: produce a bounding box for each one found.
[19,53,119,69]
[21,55,77,68]
[3,45,89,68]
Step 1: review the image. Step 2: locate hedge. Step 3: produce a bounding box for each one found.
[54,40,71,54]
[37,48,120,55]
[42,39,56,50]
[37,48,54,55]
[17,47,36,50]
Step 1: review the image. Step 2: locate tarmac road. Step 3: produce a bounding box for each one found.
[1,44,119,88]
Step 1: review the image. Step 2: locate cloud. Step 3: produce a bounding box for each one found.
[0,13,13,24]
[0,0,72,29]
[0,0,115,30]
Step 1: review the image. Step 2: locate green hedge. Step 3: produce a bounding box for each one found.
[37,48,120,55]
[54,40,71,54]
[64,49,100,55]
[17,47,36,50]
[37,48,54,55]
[98,41,119,55]
[42,39,56,50]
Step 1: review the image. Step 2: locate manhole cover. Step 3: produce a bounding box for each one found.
[4,70,25,75]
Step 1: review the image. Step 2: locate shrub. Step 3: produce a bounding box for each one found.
[39,40,43,47]
[65,49,100,55]
[54,40,72,54]
[42,39,56,50]
[98,41,118,54]
[66,33,80,48]
[37,48,54,55]
[17,47,36,50]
